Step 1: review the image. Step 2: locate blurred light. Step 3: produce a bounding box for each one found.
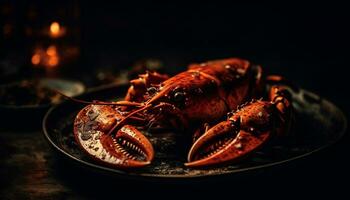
[50,22,60,35]
[47,55,59,67]
[31,54,41,65]
[31,46,60,68]
[49,21,65,38]
[46,45,57,56]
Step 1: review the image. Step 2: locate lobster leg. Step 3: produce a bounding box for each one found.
[74,105,154,168]
[185,86,292,167]
[125,71,169,102]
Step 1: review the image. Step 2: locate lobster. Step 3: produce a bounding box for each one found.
[73,58,293,168]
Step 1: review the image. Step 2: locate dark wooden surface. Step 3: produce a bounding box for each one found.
[0,130,81,199]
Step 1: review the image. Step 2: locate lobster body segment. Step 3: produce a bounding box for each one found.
[143,58,259,122]
[73,58,294,169]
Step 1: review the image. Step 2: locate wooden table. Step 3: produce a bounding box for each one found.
[0,130,78,199]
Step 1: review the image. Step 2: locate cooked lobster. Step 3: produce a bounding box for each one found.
[73,58,293,168]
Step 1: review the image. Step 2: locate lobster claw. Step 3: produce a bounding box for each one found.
[185,121,270,167]
[74,105,154,168]
[186,86,292,168]
[99,125,154,168]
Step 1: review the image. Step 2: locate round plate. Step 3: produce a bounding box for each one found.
[43,84,347,179]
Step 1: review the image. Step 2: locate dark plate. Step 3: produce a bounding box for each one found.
[43,83,347,180]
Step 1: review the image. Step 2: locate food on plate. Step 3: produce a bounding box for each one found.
[71,58,294,169]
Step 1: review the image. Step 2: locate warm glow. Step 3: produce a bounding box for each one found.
[47,55,59,67]
[46,45,57,56]
[31,46,60,68]
[49,21,65,38]
[50,22,60,35]
[31,54,41,65]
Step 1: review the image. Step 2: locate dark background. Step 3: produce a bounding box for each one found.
[1,1,349,198]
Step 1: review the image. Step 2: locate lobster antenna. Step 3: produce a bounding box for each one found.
[107,104,152,135]
[54,89,142,107]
